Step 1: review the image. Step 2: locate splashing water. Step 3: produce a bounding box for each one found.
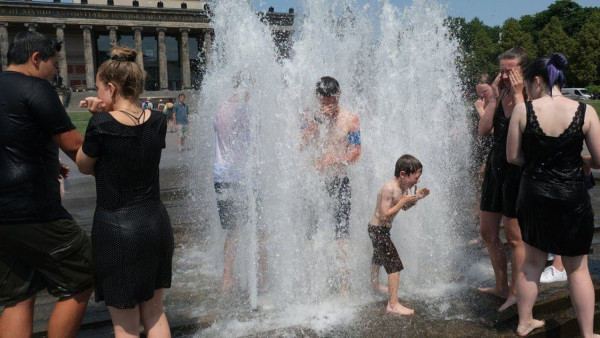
[186,0,478,335]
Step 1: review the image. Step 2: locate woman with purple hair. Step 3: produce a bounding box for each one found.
[507,52,600,337]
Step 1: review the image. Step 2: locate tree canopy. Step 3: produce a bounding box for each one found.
[449,0,600,89]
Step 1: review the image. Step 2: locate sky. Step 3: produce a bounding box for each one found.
[252,0,600,27]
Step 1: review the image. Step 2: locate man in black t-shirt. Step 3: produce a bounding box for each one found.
[0,32,93,337]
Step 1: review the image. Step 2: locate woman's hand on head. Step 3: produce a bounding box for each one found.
[509,69,524,102]
[79,97,106,114]
[491,72,502,99]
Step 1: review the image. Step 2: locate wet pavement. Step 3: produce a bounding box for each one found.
[9,131,600,337]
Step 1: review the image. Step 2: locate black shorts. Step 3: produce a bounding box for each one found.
[0,219,94,306]
[325,175,351,239]
[368,225,404,274]
[214,182,249,230]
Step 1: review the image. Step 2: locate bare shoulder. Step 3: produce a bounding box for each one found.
[341,109,360,131]
[584,103,599,129]
[381,180,399,195]
[586,103,598,118]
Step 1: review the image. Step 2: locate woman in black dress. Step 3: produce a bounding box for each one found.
[507,53,600,337]
[76,46,173,337]
[477,47,528,312]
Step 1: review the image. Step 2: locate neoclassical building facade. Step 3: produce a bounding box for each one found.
[0,0,293,91]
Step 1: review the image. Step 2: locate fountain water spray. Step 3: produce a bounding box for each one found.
[188,0,477,334]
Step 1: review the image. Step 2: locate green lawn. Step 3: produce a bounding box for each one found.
[69,111,92,135]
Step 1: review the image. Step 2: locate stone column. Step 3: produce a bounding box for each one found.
[54,24,69,87]
[81,25,95,90]
[107,26,118,49]
[157,27,168,90]
[24,23,38,32]
[0,23,8,71]
[179,28,191,89]
[203,29,213,67]
[132,26,144,72]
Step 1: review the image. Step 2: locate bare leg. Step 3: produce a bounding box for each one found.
[108,306,140,338]
[257,227,268,291]
[370,264,387,293]
[478,211,508,298]
[499,216,524,312]
[140,289,171,338]
[337,238,349,295]
[552,255,564,271]
[222,226,241,291]
[0,294,36,338]
[47,287,93,338]
[563,255,595,338]
[516,243,546,336]
[386,272,413,315]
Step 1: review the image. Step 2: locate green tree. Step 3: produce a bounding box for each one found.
[499,18,537,57]
[537,16,578,58]
[570,12,600,86]
[527,0,586,38]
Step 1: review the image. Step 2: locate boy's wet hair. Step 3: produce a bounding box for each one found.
[7,31,61,65]
[316,76,340,97]
[394,154,423,178]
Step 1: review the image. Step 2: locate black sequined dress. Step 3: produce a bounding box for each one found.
[82,111,174,308]
[517,102,594,256]
[480,100,522,217]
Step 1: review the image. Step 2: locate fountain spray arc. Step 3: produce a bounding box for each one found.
[191,0,476,333]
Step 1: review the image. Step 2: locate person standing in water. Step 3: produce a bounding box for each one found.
[300,76,361,293]
[368,154,430,315]
[213,76,267,291]
[477,47,527,312]
[507,52,600,337]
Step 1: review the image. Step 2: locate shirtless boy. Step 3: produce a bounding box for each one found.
[368,154,430,315]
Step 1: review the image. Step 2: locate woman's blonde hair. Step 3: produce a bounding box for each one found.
[97,46,146,99]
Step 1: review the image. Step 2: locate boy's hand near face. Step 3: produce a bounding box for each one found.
[400,193,419,210]
[416,188,430,199]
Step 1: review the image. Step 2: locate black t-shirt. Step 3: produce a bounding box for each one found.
[0,71,75,222]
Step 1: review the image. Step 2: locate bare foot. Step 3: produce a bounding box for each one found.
[468,237,482,245]
[372,284,388,294]
[498,293,517,312]
[477,286,508,299]
[516,319,545,336]
[386,303,414,316]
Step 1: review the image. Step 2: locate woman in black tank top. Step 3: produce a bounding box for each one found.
[477,47,528,312]
[507,53,600,337]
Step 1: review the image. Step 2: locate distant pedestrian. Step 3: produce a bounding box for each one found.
[164,98,175,133]
[174,93,190,152]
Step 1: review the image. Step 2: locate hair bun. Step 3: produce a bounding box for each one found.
[549,52,567,69]
[110,46,137,62]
